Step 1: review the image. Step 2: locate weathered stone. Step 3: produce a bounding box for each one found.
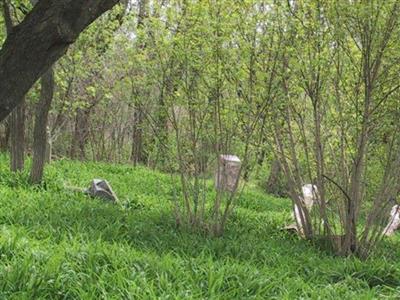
[293,184,318,232]
[283,223,299,234]
[383,205,400,236]
[85,179,118,203]
[215,155,241,193]
[302,184,319,210]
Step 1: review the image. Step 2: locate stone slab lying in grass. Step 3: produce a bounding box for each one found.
[85,179,118,203]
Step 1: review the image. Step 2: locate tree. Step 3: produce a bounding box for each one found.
[30,67,54,184]
[0,0,121,122]
[270,0,400,257]
[130,0,148,166]
[2,0,25,172]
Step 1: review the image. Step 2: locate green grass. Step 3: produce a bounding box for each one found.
[0,155,399,299]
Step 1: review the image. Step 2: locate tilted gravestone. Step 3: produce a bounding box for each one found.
[215,155,241,193]
[383,205,400,236]
[301,184,318,210]
[85,179,118,203]
[285,184,318,234]
[293,184,318,226]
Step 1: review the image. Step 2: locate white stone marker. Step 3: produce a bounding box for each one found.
[301,184,319,210]
[383,205,400,236]
[215,155,241,193]
[293,184,318,231]
[86,179,118,203]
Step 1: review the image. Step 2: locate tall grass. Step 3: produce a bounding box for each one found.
[0,155,398,298]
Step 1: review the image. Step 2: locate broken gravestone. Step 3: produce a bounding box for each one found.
[294,184,318,230]
[284,184,318,234]
[85,179,118,203]
[383,205,400,236]
[301,184,318,211]
[215,155,241,193]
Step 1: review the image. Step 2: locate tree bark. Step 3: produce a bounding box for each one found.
[3,0,25,172]
[131,106,146,165]
[70,108,90,160]
[9,102,25,172]
[0,119,10,152]
[130,0,148,165]
[265,159,282,195]
[0,0,120,122]
[30,67,55,184]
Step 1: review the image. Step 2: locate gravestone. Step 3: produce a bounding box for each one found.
[293,184,318,225]
[85,179,118,203]
[301,184,318,210]
[286,184,318,234]
[215,155,241,193]
[383,205,400,236]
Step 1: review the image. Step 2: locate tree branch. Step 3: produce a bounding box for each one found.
[0,0,120,121]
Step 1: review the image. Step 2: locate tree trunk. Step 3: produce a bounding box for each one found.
[130,0,148,166]
[0,119,10,152]
[9,102,25,172]
[265,159,282,195]
[45,126,52,163]
[70,108,90,160]
[131,107,146,165]
[0,0,120,122]
[2,0,25,171]
[30,67,55,184]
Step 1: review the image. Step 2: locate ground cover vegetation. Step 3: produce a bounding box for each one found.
[1,0,400,297]
[0,156,398,299]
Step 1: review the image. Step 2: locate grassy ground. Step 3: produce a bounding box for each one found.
[0,156,399,299]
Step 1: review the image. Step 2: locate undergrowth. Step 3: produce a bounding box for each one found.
[0,155,398,299]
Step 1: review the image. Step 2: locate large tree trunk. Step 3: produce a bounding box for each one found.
[0,119,10,152]
[30,67,55,184]
[3,0,25,172]
[0,0,120,122]
[9,102,25,172]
